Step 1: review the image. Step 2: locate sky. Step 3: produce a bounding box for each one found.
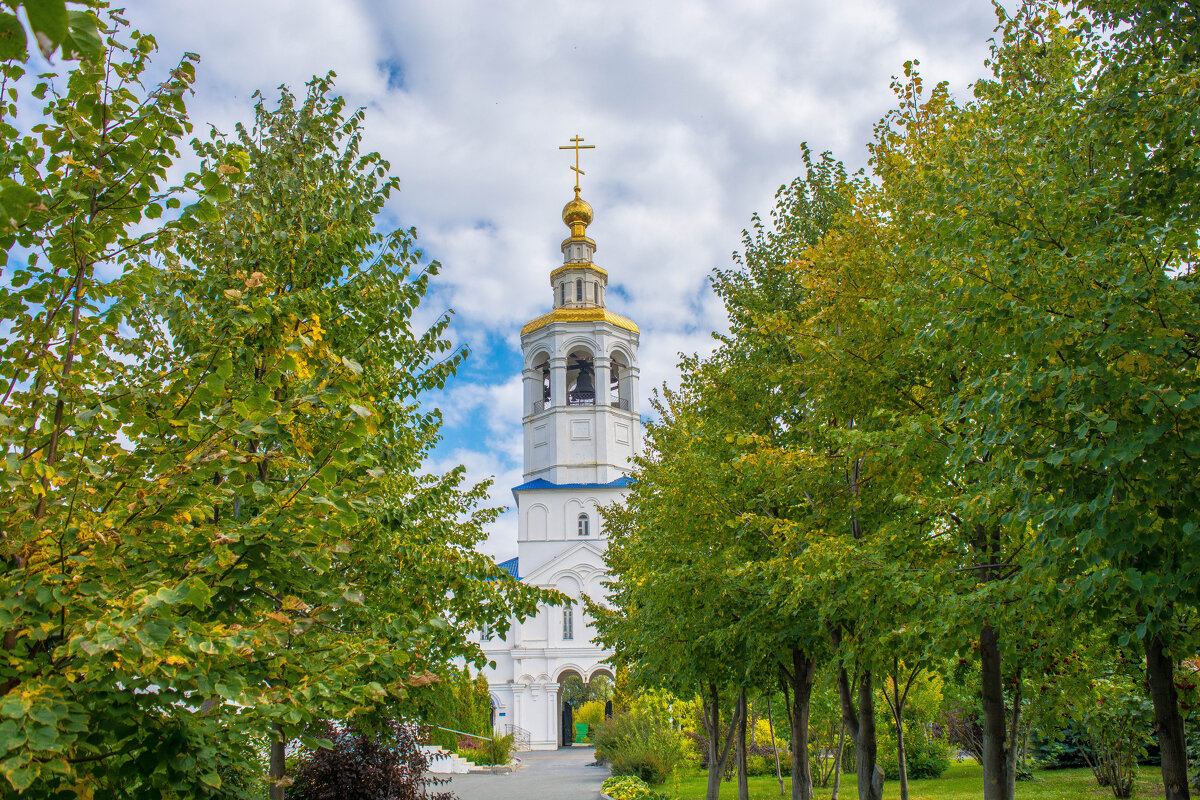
[121,0,1004,562]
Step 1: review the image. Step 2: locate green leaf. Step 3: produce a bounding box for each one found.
[187,200,220,224]
[4,766,34,792]
[59,10,102,61]
[25,0,68,59]
[0,12,27,61]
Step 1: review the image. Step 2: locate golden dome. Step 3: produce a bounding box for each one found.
[562,187,593,239]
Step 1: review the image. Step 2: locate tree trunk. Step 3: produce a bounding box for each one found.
[767,692,786,799]
[1005,668,1023,800]
[835,664,883,800]
[785,649,817,800]
[882,659,922,800]
[856,672,884,800]
[832,723,846,800]
[702,682,744,800]
[269,724,286,800]
[737,690,750,800]
[1144,630,1191,800]
[980,622,1012,800]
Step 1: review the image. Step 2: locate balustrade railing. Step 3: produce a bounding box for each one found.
[531,395,631,412]
[504,724,531,751]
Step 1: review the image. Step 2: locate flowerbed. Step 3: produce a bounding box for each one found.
[602,774,670,800]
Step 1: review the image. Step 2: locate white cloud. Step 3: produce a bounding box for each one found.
[124,0,1002,561]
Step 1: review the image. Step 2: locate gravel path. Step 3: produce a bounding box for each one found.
[439,745,609,800]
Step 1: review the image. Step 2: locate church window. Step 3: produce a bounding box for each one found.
[595,281,600,304]
[577,513,590,536]
[563,607,574,640]
[576,279,583,302]
[560,282,566,306]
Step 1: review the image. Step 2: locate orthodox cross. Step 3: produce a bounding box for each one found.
[559,135,595,191]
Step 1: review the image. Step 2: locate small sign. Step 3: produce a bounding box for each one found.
[498,712,506,717]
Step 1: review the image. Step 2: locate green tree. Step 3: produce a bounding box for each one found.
[0,15,547,797]
[594,386,755,800]
[165,73,552,796]
[869,5,1200,797]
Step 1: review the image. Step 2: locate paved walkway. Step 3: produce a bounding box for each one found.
[439,745,609,800]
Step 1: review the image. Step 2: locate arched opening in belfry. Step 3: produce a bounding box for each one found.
[532,351,551,413]
[609,350,630,410]
[567,348,596,406]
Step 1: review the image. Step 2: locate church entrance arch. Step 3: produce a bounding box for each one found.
[586,668,617,720]
[555,667,585,747]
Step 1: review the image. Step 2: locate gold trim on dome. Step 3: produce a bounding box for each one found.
[521,308,639,336]
[549,263,608,282]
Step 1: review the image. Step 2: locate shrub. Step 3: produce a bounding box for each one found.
[846,730,951,781]
[942,706,984,764]
[578,700,608,726]
[602,774,670,800]
[748,743,790,777]
[290,720,453,800]
[745,754,773,777]
[1030,726,1091,769]
[458,733,515,766]
[1075,681,1154,799]
[593,712,691,784]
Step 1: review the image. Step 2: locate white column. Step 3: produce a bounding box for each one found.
[626,364,641,415]
[523,367,540,415]
[594,356,610,407]
[550,357,568,408]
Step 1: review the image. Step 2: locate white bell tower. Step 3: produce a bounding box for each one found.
[479,140,641,751]
[515,168,641,568]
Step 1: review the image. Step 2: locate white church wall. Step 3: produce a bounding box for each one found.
[526,503,549,541]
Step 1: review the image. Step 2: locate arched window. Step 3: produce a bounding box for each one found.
[576,279,583,302]
[560,282,566,306]
[594,281,600,304]
[577,513,590,537]
[562,607,574,640]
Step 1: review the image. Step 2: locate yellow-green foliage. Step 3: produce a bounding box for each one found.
[601,775,669,800]
[578,700,607,726]
[629,689,702,735]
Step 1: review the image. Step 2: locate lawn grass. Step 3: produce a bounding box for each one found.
[662,761,1166,799]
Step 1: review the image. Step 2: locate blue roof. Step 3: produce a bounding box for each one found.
[496,557,520,580]
[511,476,632,501]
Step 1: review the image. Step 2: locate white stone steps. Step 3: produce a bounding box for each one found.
[419,744,477,774]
